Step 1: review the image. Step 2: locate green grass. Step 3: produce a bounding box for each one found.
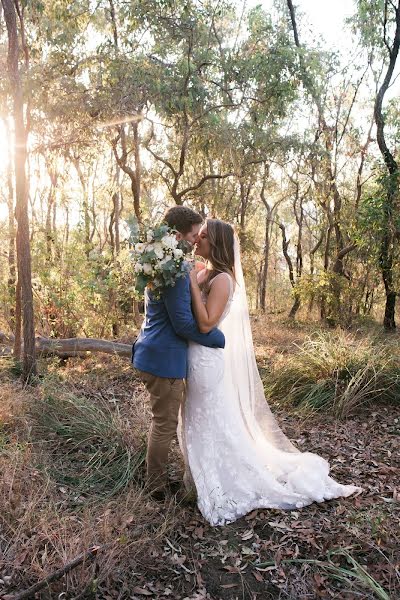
[264,331,400,416]
[31,385,146,498]
[254,548,391,599]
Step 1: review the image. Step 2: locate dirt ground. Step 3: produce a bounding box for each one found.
[0,322,399,599]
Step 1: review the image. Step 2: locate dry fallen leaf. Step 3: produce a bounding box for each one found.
[131,587,153,596]
[252,569,264,582]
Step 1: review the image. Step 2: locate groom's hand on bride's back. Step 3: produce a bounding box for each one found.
[163,275,225,349]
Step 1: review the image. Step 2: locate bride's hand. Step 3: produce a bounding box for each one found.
[189,267,199,287]
[194,261,206,272]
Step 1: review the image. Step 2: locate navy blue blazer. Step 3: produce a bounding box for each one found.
[132,273,225,379]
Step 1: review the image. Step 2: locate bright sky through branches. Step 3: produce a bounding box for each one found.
[246,0,400,97]
[247,0,356,49]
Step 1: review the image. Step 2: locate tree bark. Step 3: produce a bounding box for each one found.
[279,222,301,319]
[4,119,17,331]
[112,123,142,222]
[46,167,58,260]
[373,0,400,330]
[13,277,22,359]
[260,211,272,312]
[2,0,36,379]
[70,153,92,256]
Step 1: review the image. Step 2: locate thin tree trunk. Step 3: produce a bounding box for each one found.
[259,163,274,312]
[308,229,324,314]
[70,154,92,256]
[279,222,301,319]
[260,211,272,311]
[46,169,57,260]
[133,300,141,328]
[2,0,36,378]
[5,120,16,331]
[114,165,121,254]
[373,0,400,330]
[132,121,141,221]
[13,277,22,359]
[112,123,142,222]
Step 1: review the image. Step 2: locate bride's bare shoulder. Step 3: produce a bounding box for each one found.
[209,272,234,295]
[211,272,234,286]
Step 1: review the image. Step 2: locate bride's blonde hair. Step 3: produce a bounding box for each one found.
[203,219,235,286]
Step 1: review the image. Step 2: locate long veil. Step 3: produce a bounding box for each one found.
[219,235,300,454]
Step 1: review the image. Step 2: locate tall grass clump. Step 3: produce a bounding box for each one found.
[31,383,146,498]
[264,331,400,417]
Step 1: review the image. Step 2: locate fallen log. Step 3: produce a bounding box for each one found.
[0,332,133,358]
[36,337,132,357]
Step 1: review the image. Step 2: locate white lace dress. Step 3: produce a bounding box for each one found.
[181,272,360,526]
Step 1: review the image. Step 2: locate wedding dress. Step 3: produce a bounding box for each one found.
[180,237,361,527]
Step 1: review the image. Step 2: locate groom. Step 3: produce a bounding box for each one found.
[132,206,225,500]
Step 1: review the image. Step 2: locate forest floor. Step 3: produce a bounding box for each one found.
[0,320,399,600]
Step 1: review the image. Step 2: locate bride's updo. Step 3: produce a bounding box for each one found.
[204,219,235,285]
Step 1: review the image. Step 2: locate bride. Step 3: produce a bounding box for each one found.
[180,218,361,526]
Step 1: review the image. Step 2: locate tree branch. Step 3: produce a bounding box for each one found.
[176,172,233,201]
[4,545,102,600]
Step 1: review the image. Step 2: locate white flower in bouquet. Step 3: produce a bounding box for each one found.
[147,229,154,242]
[143,263,153,275]
[135,242,145,253]
[153,242,164,259]
[134,262,143,273]
[162,235,178,250]
[173,248,183,259]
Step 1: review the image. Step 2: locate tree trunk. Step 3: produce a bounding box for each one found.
[279,222,301,319]
[373,1,400,330]
[71,154,92,256]
[114,164,121,254]
[308,230,324,314]
[133,299,141,328]
[13,278,22,359]
[260,211,272,311]
[5,120,16,331]
[112,123,142,222]
[46,169,57,261]
[2,0,36,379]
[132,121,141,221]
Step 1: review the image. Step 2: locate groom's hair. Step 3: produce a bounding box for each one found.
[164,206,203,234]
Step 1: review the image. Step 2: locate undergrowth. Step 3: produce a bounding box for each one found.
[31,383,146,498]
[264,330,400,416]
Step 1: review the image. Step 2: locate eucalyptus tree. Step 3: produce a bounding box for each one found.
[354,0,400,330]
[140,0,238,206]
[284,0,382,325]
[1,0,36,378]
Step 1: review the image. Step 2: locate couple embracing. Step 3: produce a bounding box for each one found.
[132,206,359,527]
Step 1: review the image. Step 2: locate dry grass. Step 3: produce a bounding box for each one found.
[261,329,400,417]
[0,322,399,598]
[0,358,183,598]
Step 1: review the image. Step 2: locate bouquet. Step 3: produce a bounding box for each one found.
[130,222,192,298]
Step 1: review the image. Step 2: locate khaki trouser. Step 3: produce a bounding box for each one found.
[138,370,185,491]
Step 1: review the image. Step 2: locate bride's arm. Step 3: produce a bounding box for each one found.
[189,270,230,333]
